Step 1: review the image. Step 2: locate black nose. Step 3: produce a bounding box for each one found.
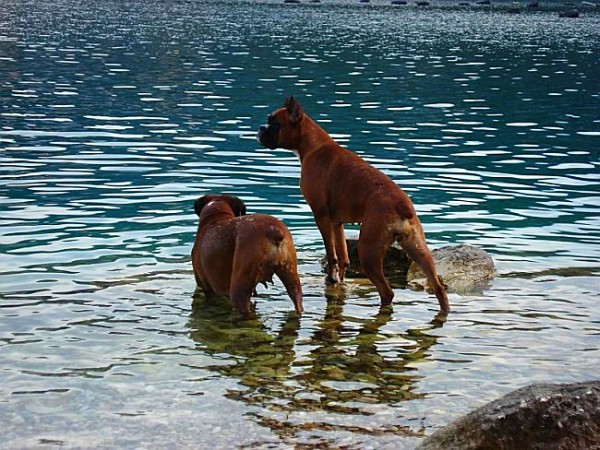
[256,126,266,145]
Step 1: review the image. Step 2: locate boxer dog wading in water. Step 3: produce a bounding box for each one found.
[257,97,449,313]
[192,194,303,318]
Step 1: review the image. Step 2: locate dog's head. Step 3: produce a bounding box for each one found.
[257,96,304,150]
[194,194,247,219]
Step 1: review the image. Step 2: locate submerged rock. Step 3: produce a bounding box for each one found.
[418,380,600,450]
[323,239,495,294]
[559,9,580,18]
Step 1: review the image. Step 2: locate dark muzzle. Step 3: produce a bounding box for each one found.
[257,116,281,150]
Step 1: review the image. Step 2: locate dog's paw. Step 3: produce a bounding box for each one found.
[324,271,341,285]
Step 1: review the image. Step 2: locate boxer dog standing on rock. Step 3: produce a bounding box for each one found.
[257,97,449,313]
[191,194,303,318]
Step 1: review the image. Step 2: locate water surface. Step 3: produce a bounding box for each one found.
[1,0,599,448]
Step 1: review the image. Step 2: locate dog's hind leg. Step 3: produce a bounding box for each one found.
[230,258,258,319]
[358,220,395,305]
[230,280,255,319]
[396,218,450,313]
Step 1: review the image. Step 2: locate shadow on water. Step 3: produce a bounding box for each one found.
[187,287,446,442]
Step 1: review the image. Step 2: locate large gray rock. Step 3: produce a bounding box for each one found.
[325,239,495,294]
[407,243,495,294]
[418,380,600,450]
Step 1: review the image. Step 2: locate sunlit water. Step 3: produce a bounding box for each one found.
[1,0,599,448]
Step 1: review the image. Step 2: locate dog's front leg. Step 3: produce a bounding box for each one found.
[314,215,341,285]
[230,282,254,319]
[333,223,349,281]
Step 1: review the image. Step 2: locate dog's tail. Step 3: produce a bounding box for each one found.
[395,193,416,221]
[392,216,450,313]
[266,225,286,246]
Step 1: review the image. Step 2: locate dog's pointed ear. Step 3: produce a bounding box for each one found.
[224,195,247,217]
[284,96,304,125]
[194,195,213,217]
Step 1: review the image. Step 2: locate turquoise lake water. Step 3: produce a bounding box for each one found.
[1,0,599,448]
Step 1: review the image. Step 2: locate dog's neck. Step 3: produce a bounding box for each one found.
[295,115,339,159]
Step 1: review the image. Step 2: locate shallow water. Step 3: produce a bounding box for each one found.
[1,0,599,448]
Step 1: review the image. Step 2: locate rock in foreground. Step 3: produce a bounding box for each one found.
[418,380,600,450]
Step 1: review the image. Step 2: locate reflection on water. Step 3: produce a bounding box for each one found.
[188,289,446,446]
[1,0,599,448]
